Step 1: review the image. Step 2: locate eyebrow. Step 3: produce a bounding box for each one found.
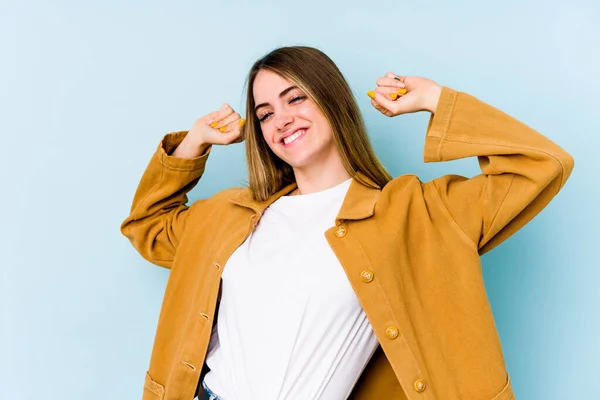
[254,85,299,113]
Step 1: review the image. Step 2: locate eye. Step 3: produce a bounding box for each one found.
[257,94,306,123]
[258,111,272,123]
[289,95,306,104]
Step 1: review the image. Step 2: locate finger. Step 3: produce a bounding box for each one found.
[376,76,406,89]
[375,86,407,100]
[370,90,398,115]
[206,104,235,126]
[220,120,245,144]
[370,99,393,117]
[373,90,396,112]
[214,112,241,132]
[231,130,246,144]
[368,91,393,116]
[220,117,245,134]
[385,71,404,81]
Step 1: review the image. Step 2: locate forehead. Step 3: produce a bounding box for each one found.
[253,69,294,102]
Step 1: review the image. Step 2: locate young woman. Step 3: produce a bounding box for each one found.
[121,46,574,400]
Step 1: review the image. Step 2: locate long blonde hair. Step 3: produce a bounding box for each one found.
[244,46,392,201]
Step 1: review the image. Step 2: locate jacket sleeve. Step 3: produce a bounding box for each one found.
[120,131,211,268]
[423,87,574,255]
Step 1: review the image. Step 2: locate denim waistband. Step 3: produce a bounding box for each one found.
[201,379,221,400]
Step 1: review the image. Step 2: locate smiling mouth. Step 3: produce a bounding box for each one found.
[282,129,306,146]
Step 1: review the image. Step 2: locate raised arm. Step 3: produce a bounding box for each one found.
[422,87,573,254]
[120,104,245,268]
[369,74,574,255]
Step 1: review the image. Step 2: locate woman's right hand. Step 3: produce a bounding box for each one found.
[174,103,245,158]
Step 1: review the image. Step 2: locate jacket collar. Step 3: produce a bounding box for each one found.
[227,172,381,223]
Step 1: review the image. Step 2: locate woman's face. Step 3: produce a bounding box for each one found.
[253,69,338,170]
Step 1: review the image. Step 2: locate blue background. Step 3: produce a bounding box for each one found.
[1,0,598,398]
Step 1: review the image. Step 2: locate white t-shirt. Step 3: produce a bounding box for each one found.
[203,178,379,399]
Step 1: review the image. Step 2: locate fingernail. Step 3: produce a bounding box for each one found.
[398,88,407,95]
[238,119,246,127]
[219,126,227,132]
[367,90,376,99]
[210,122,219,128]
[394,77,401,81]
[390,93,398,99]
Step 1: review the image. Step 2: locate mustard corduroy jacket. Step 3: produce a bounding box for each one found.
[120,87,574,400]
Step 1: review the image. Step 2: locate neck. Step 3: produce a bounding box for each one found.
[291,160,352,196]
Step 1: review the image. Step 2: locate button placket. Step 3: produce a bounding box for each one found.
[327,221,429,399]
[180,310,211,373]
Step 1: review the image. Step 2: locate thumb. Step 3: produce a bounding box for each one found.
[218,124,245,145]
[368,91,395,117]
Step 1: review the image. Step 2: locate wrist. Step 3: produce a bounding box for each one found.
[426,84,443,114]
[172,136,210,159]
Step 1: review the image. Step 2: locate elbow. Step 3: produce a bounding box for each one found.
[119,218,175,269]
[119,216,137,243]
[119,218,143,255]
[555,149,575,189]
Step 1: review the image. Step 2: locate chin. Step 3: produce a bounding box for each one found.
[281,153,315,169]
[283,159,307,170]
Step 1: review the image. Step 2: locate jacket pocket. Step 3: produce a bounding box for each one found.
[491,375,515,400]
[143,371,165,400]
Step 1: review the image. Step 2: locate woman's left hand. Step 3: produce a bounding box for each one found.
[368,73,443,117]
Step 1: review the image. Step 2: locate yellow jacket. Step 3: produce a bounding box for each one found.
[121,87,574,400]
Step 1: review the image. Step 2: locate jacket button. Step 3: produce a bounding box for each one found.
[360,270,374,283]
[335,225,347,237]
[414,379,426,392]
[385,326,399,339]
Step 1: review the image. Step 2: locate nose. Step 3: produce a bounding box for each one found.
[274,109,294,131]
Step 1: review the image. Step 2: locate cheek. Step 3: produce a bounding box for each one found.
[261,126,279,150]
[304,108,333,140]
[296,104,318,121]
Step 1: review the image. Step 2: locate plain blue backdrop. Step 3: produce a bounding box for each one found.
[1,0,598,399]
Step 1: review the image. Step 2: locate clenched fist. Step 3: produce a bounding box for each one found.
[368,73,442,117]
[173,103,245,159]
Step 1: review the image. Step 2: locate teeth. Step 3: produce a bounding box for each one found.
[283,129,305,145]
